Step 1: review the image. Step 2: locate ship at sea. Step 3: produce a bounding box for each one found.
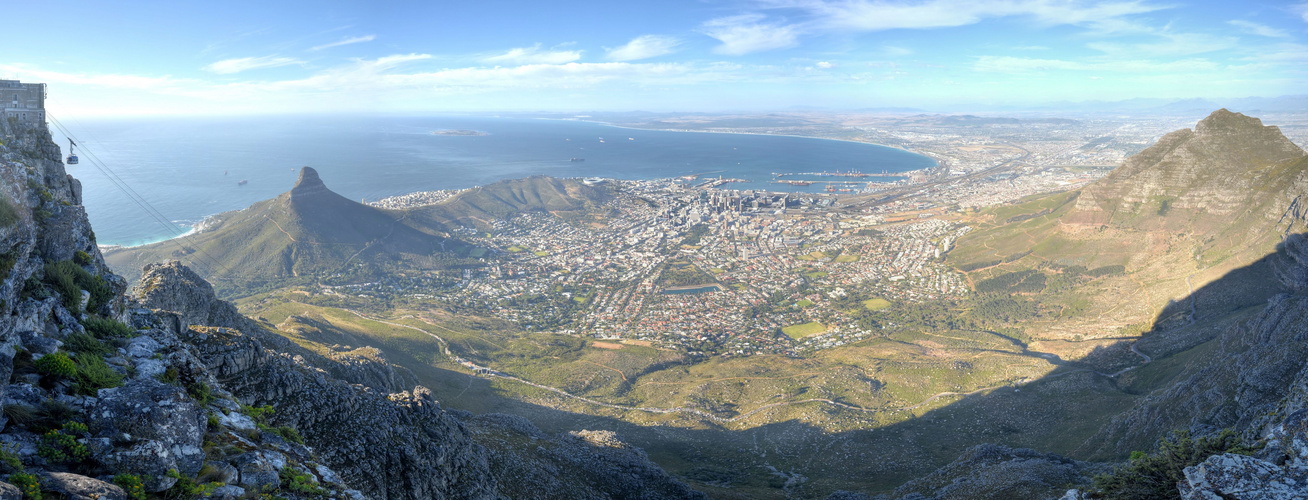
[238,179,248,186]
[570,158,585,162]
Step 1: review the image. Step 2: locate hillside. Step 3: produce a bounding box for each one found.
[407,175,614,230]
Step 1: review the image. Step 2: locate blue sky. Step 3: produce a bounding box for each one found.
[3,0,1307,115]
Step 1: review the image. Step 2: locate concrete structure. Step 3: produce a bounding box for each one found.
[2,80,46,124]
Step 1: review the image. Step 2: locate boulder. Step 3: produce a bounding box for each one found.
[41,472,126,500]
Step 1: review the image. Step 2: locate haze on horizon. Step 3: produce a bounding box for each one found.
[3,0,1307,117]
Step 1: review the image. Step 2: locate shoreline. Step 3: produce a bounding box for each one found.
[537,116,941,170]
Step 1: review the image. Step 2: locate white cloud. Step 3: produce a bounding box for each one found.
[1294,3,1308,23]
[1228,20,1291,39]
[816,61,835,68]
[203,56,303,74]
[311,35,377,51]
[605,35,681,61]
[1087,32,1237,57]
[484,44,582,65]
[973,55,1219,74]
[701,14,800,55]
[778,0,1169,32]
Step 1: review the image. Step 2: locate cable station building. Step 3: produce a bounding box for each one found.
[2,79,46,124]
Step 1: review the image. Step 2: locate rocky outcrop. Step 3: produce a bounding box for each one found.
[882,444,1104,500]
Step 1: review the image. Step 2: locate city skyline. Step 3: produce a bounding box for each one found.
[2,0,1307,116]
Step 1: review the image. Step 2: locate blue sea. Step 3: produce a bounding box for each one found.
[52,115,935,247]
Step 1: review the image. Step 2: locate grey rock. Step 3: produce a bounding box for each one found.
[218,411,256,431]
[234,450,285,490]
[1180,453,1308,499]
[0,481,20,500]
[90,378,206,485]
[21,333,61,355]
[889,444,1104,500]
[41,472,127,500]
[209,461,240,484]
[205,485,245,499]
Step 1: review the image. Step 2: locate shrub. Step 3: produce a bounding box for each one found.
[279,466,328,497]
[31,400,77,434]
[34,352,76,378]
[64,332,110,356]
[37,423,90,463]
[274,426,304,445]
[0,196,18,229]
[42,260,112,312]
[2,404,36,428]
[83,316,134,339]
[157,366,179,384]
[10,472,41,500]
[73,353,123,395]
[0,442,23,473]
[113,474,146,500]
[1091,429,1258,500]
[243,404,275,425]
[73,250,93,266]
[187,381,214,405]
[0,251,17,283]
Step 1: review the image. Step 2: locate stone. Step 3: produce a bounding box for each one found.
[0,481,20,500]
[1180,453,1308,499]
[41,472,127,500]
[205,485,245,499]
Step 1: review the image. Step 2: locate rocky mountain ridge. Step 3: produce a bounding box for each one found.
[0,118,705,499]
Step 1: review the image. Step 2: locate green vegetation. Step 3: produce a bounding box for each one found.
[187,381,214,405]
[34,352,76,378]
[10,472,41,500]
[72,353,124,395]
[280,466,330,497]
[0,443,24,473]
[1091,429,1257,500]
[782,321,827,339]
[681,224,710,246]
[64,332,111,356]
[37,422,90,463]
[83,316,134,338]
[0,195,18,228]
[113,474,147,500]
[659,260,716,287]
[975,270,1047,294]
[73,250,93,266]
[862,298,892,311]
[41,260,113,312]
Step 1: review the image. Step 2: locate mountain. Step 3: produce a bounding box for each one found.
[0,104,704,499]
[105,166,462,292]
[407,175,613,231]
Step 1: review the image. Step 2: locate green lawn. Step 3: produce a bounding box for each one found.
[782,321,827,339]
[862,298,892,311]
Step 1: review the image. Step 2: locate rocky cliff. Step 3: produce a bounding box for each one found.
[0,118,705,499]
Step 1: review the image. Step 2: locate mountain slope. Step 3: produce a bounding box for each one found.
[407,175,613,230]
[105,166,460,291]
[948,109,1308,338]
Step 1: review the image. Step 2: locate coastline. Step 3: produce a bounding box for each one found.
[539,116,941,170]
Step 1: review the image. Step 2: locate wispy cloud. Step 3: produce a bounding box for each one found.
[605,35,681,61]
[701,14,800,55]
[203,56,303,74]
[484,44,582,65]
[1228,20,1290,39]
[311,35,376,51]
[1087,32,1237,57]
[815,61,835,69]
[974,55,1219,74]
[1294,3,1308,23]
[775,0,1169,32]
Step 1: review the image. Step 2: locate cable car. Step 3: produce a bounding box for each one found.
[66,139,78,165]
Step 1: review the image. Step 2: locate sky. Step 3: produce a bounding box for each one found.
[2,0,1307,116]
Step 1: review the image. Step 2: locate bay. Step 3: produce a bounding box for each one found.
[53,115,935,247]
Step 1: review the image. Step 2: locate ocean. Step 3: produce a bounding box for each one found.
[51,115,935,247]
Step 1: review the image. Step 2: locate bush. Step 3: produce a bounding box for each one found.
[0,442,23,473]
[34,352,76,378]
[1091,429,1258,500]
[73,353,124,395]
[64,332,111,356]
[37,423,90,463]
[113,474,146,500]
[83,316,134,338]
[42,260,113,312]
[0,196,18,229]
[274,426,304,444]
[157,366,179,384]
[279,466,329,497]
[187,381,214,406]
[73,250,93,266]
[3,404,36,428]
[10,472,41,500]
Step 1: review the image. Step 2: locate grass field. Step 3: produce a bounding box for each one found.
[782,321,827,339]
[862,298,892,311]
